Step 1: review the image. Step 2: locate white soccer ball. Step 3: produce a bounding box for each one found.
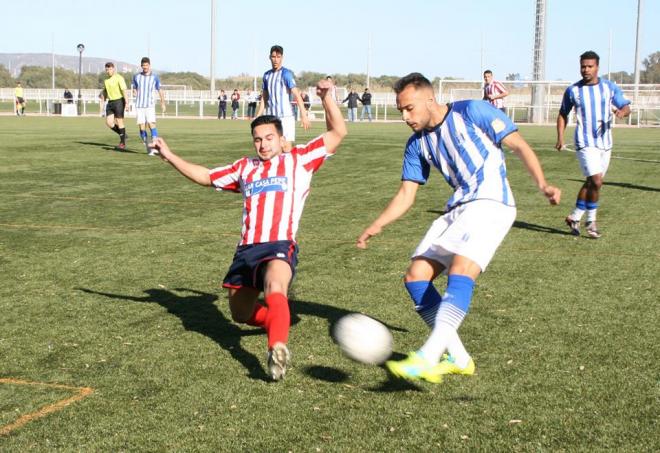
[333,313,393,365]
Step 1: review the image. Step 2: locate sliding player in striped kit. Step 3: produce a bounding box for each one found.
[132,57,166,155]
[257,45,310,151]
[556,50,631,238]
[151,79,346,380]
[357,73,560,383]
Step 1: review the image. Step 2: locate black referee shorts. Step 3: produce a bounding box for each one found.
[106,99,125,118]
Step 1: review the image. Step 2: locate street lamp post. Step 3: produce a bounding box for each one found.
[77,43,85,115]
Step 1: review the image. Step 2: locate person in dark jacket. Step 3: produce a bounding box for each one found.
[360,87,373,122]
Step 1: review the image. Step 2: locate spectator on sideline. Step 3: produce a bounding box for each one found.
[15,82,26,116]
[246,90,258,119]
[482,70,508,113]
[556,50,631,239]
[132,57,166,155]
[357,72,560,384]
[217,90,227,119]
[342,88,360,122]
[231,89,241,119]
[257,45,310,150]
[359,87,373,122]
[99,62,129,150]
[63,88,74,104]
[150,78,346,381]
[302,91,311,111]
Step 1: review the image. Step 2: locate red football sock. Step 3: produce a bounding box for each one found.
[264,292,290,348]
[246,303,268,327]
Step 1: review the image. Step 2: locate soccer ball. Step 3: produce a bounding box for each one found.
[333,313,393,365]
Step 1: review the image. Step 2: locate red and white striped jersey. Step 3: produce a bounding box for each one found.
[209,135,329,246]
[483,80,507,109]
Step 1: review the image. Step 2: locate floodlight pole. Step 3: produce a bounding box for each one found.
[77,43,85,116]
[210,0,217,93]
[633,0,643,106]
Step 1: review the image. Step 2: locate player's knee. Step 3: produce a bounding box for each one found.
[587,177,603,190]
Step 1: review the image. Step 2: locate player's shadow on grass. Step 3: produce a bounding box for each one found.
[77,287,270,381]
[512,220,573,236]
[568,178,660,192]
[75,141,140,154]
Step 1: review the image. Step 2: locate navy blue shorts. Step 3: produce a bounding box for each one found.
[222,240,299,291]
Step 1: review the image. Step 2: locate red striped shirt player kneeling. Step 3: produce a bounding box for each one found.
[151,79,347,381]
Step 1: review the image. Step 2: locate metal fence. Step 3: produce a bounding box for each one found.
[1,81,659,126]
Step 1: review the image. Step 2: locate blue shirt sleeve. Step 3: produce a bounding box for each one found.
[559,87,574,117]
[282,68,297,90]
[401,136,430,184]
[465,101,518,145]
[154,74,161,90]
[607,80,631,109]
[131,74,137,89]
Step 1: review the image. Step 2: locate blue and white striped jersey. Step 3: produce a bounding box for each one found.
[559,79,630,150]
[132,72,162,108]
[402,100,518,211]
[262,67,296,118]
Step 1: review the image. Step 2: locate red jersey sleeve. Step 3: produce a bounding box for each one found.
[292,135,328,173]
[209,158,244,192]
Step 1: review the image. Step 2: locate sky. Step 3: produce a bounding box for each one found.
[1,0,657,82]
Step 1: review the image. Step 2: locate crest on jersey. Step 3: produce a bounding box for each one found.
[491,118,506,133]
[244,176,288,197]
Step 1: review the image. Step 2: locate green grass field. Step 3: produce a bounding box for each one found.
[0,116,658,451]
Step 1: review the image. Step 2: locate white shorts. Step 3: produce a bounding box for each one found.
[281,116,295,142]
[412,200,517,273]
[576,147,611,177]
[136,107,157,125]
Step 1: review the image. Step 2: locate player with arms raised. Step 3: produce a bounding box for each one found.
[357,73,560,383]
[151,79,346,380]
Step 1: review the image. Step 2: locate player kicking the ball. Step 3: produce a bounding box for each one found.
[357,73,560,383]
[151,79,346,380]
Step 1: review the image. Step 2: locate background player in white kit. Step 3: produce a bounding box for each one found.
[357,73,560,384]
[150,79,346,381]
[257,45,310,151]
[132,57,166,155]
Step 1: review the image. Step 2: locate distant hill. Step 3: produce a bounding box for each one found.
[0,53,140,77]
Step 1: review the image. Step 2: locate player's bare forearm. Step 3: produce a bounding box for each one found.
[504,132,561,205]
[555,114,567,150]
[292,88,310,129]
[317,80,347,154]
[357,181,418,249]
[151,137,212,187]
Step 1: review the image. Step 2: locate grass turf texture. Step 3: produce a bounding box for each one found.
[0,116,658,451]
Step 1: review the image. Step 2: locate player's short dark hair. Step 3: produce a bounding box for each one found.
[251,115,284,136]
[105,62,115,68]
[393,73,433,94]
[270,45,284,55]
[484,69,493,75]
[141,57,150,65]
[580,50,600,64]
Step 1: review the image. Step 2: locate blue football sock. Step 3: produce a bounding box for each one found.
[405,281,443,328]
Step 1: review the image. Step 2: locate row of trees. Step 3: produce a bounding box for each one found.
[3,51,659,90]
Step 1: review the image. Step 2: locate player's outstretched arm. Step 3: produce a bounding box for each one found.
[357,180,419,249]
[317,79,347,154]
[502,132,561,205]
[151,137,212,187]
